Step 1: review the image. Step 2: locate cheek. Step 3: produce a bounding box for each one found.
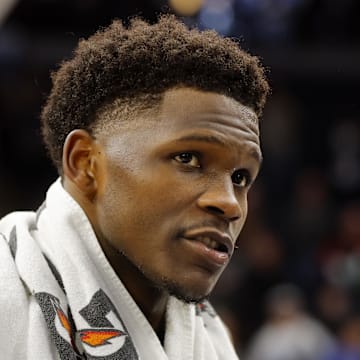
[97,154,207,242]
[243,195,248,218]
[98,169,188,240]
[233,194,249,236]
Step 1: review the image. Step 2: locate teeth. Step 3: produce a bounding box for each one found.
[197,236,218,250]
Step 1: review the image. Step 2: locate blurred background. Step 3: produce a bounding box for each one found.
[0,0,359,358]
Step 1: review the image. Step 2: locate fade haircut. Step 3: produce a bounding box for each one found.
[41,14,270,171]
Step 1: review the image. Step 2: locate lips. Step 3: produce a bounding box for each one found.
[181,228,234,256]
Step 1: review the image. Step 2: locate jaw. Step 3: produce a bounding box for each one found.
[116,249,222,304]
[159,278,213,304]
[146,264,224,304]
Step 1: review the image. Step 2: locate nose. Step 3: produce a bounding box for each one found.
[197,178,242,222]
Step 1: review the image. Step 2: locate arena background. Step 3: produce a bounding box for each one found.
[1,0,359,358]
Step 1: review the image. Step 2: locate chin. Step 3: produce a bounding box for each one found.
[124,250,217,303]
[159,276,213,304]
[147,266,221,304]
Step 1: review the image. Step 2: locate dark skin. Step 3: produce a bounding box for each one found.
[62,87,262,340]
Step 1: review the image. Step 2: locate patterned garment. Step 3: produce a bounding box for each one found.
[0,179,239,359]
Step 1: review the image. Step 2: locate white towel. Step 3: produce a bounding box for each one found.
[0,179,239,360]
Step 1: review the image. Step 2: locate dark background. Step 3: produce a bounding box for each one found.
[1,0,359,357]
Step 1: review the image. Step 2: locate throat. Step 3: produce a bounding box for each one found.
[143,289,168,344]
[97,238,169,339]
[156,311,167,345]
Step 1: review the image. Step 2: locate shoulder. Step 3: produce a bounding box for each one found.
[0,234,29,356]
[0,221,30,300]
[0,216,31,357]
[0,211,37,306]
[0,227,29,298]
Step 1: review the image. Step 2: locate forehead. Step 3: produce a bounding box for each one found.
[156,87,260,145]
[160,87,258,127]
[97,87,261,160]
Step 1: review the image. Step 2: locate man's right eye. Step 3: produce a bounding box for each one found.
[173,152,201,168]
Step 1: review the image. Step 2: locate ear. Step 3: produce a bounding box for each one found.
[62,129,102,200]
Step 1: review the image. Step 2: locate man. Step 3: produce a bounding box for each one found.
[0,15,269,359]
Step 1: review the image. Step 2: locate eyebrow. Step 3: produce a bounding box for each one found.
[175,134,263,164]
[251,149,263,165]
[175,134,227,146]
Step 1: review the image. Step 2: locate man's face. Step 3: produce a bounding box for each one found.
[93,87,261,302]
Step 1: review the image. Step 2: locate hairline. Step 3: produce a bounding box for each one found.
[90,85,260,141]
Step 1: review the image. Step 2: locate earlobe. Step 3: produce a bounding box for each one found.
[62,129,100,199]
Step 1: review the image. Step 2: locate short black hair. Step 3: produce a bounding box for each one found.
[41,14,270,171]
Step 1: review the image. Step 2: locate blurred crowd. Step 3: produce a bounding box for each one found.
[0,0,359,359]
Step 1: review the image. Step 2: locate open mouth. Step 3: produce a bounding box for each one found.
[181,228,233,256]
[178,228,233,268]
[195,236,229,254]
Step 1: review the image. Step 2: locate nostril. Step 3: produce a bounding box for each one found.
[206,206,225,216]
[206,206,240,222]
[205,206,240,222]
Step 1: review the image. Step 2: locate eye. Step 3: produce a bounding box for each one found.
[173,152,200,168]
[232,169,251,188]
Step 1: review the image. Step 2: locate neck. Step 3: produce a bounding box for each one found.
[98,237,169,340]
[63,180,169,341]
